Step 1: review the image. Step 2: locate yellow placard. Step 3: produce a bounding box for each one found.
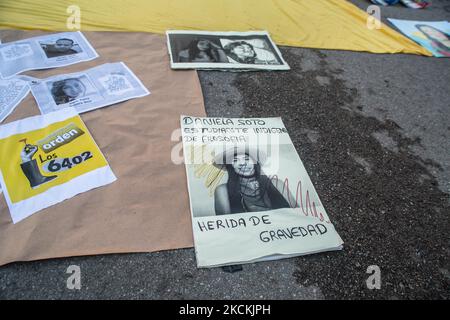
[0,114,108,203]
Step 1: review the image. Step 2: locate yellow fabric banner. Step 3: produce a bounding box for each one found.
[0,0,431,55]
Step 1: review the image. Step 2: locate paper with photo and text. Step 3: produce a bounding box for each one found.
[167,30,290,71]
[0,108,116,223]
[30,62,150,114]
[181,116,343,267]
[0,32,98,78]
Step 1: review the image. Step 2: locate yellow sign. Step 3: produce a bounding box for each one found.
[0,113,109,204]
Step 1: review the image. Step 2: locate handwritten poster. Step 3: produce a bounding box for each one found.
[181,116,343,267]
[388,19,450,57]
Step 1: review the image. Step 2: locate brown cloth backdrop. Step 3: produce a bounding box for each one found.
[0,31,205,266]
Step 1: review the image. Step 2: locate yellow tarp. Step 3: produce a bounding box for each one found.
[0,0,431,55]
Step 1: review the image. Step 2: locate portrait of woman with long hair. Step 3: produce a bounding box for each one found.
[213,147,291,215]
[50,78,86,105]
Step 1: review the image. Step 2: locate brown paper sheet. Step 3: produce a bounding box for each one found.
[0,30,205,266]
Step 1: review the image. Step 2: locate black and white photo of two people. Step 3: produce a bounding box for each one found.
[166,30,290,70]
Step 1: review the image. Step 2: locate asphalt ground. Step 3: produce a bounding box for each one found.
[0,0,449,299]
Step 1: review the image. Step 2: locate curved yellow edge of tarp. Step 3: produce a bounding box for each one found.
[0,0,432,56]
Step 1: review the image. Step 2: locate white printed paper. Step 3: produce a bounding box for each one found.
[30,62,150,114]
[181,116,343,267]
[0,78,30,123]
[0,108,116,223]
[167,31,290,71]
[0,32,98,78]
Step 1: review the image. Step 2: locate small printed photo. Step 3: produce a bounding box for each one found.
[219,38,281,65]
[169,34,229,63]
[39,38,83,58]
[47,75,96,105]
[167,31,290,70]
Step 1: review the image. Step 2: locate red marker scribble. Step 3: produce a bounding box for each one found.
[270,175,331,224]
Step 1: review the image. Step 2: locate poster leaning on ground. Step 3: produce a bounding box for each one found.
[181,115,343,268]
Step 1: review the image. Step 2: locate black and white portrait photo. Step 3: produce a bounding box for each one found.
[167,30,290,70]
[212,147,291,215]
[31,62,149,115]
[39,37,83,58]
[48,76,92,105]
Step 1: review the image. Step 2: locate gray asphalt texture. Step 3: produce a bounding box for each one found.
[0,0,449,299]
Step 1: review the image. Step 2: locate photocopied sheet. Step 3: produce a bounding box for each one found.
[0,107,117,223]
[0,31,98,78]
[0,78,30,123]
[30,62,150,114]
